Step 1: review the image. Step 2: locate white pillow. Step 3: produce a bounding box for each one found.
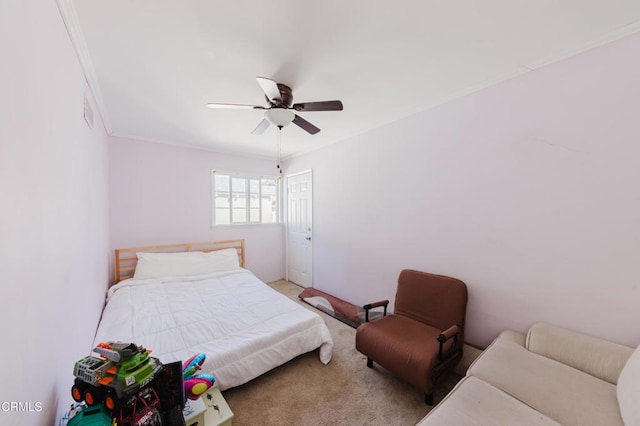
[133,248,240,280]
[617,344,640,426]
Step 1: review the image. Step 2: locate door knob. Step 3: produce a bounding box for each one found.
[305,236,311,241]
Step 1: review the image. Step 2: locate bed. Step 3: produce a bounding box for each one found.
[93,239,334,391]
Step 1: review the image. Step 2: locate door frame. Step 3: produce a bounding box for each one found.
[284,169,313,287]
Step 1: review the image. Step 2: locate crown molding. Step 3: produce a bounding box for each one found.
[56,0,112,134]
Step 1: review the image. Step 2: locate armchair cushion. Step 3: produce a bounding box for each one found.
[355,315,446,394]
[394,269,467,332]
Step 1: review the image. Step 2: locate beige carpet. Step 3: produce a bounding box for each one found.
[221,280,461,426]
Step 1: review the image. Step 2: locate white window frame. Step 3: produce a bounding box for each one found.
[211,169,280,227]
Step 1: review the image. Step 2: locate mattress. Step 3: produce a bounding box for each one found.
[93,268,333,390]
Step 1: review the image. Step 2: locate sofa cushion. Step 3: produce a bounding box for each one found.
[617,344,640,426]
[526,322,633,385]
[416,376,561,426]
[469,335,624,426]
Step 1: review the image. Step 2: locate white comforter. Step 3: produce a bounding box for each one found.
[93,268,333,390]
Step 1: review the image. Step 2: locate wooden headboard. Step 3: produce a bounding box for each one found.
[114,239,245,283]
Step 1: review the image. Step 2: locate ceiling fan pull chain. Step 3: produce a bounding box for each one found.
[277,126,283,174]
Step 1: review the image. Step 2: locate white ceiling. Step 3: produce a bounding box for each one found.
[59,1,640,160]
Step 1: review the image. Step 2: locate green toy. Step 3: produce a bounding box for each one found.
[66,404,112,426]
[71,342,163,412]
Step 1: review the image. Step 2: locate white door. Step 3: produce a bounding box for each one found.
[287,170,313,287]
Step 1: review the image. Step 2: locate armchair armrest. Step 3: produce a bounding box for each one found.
[362,300,389,322]
[436,324,461,361]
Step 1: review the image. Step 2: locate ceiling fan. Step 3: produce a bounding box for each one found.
[207,77,343,135]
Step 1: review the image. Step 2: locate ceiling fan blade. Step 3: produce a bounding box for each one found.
[292,114,320,135]
[256,77,282,104]
[292,100,343,112]
[207,103,265,110]
[252,118,270,135]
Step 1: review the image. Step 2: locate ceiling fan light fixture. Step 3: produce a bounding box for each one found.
[265,108,295,128]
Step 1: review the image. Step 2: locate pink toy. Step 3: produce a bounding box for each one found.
[183,353,206,374]
[182,353,215,400]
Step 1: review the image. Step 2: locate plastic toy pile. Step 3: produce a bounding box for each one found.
[61,342,216,426]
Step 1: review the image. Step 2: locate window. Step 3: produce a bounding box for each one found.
[212,170,279,226]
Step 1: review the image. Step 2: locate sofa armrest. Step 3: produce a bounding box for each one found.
[362,300,389,322]
[466,330,525,375]
[496,330,526,347]
[526,322,634,384]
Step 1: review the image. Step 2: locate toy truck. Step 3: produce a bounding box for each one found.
[71,342,163,412]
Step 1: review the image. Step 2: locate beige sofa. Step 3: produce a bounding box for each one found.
[417,323,640,426]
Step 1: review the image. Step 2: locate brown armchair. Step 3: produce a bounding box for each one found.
[355,269,468,405]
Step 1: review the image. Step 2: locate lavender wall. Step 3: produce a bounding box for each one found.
[286,33,640,348]
[0,2,110,424]
[108,137,285,283]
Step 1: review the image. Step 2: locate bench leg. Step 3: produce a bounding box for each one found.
[367,357,373,368]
